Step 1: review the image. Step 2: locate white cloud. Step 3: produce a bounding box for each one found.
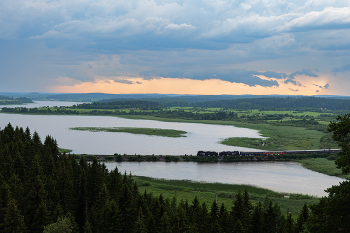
[164,23,196,30]
[278,7,350,31]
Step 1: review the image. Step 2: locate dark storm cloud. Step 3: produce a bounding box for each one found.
[139,68,321,87]
[284,79,301,86]
[288,69,318,79]
[113,79,134,84]
[0,0,349,93]
[188,70,280,87]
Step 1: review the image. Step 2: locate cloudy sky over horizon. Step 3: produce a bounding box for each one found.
[1,0,350,95]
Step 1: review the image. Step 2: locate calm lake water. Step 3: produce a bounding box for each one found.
[105,161,344,197]
[0,101,264,155]
[0,101,345,196]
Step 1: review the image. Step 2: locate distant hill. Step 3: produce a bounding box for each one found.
[0,95,33,105]
[0,92,350,108]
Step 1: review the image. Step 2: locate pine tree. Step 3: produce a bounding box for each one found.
[219,204,231,233]
[24,175,50,232]
[83,221,93,233]
[295,203,309,233]
[56,154,75,214]
[285,213,294,233]
[43,216,73,233]
[87,157,104,210]
[133,207,148,233]
[263,198,277,233]
[0,182,12,232]
[231,189,252,232]
[158,211,172,233]
[172,205,190,233]
[100,199,122,233]
[91,183,110,232]
[209,199,219,225]
[76,168,88,231]
[251,201,264,233]
[119,182,135,233]
[32,131,43,156]
[3,198,27,233]
[210,220,223,233]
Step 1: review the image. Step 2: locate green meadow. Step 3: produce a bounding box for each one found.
[134,176,320,217]
[70,127,187,137]
[297,158,350,180]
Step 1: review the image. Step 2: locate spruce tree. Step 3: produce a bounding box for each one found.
[56,154,75,214]
[251,201,264,233]
[295,203,309,233]
[76,168,88,231]
[100,199,122,233]
[133,207,148,233]
[219,204,231,233]
[3,198,27,233]
[209,199,219,225]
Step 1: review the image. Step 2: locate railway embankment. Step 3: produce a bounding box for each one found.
[72,151,337,163]
[69,152,349,179]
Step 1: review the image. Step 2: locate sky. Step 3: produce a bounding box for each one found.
[1,0,350,96]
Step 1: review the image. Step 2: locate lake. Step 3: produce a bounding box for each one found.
[0,101,264,155]
[0,101,345,197]
[105,161,344,197]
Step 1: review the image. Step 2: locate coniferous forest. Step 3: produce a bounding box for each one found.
[0,123,349,233]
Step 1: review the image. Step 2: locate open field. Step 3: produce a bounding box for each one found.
[297,158,350,180]
[69,127,187,137]
[58,148,73,153]
[219,125,325,150]
[134,176,320,217]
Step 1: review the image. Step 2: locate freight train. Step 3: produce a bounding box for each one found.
[197,149,340,157]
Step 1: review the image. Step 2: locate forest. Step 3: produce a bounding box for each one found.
[0,96,33,105]
[0,123,349,233]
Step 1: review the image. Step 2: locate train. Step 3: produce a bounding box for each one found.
[197,149,340,157]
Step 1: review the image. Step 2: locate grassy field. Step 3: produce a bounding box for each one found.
[118,115,327,150]
[58,148,73,153]
[297,158,350,180]
[69,127,187,137]
[219,124,325,150]
[134,176,320,217]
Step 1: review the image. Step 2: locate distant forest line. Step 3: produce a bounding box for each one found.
[0,95,32,105]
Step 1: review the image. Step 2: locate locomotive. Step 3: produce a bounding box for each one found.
[197,149,340,157]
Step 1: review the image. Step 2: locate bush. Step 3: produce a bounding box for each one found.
[116,154,123,162]
[105,156,114,161]
[142,181,152,186]
[84,155,96,161]
[146,155,159,162]
[326,154,338,160]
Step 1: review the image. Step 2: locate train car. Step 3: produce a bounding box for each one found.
[197,149,340,157]
[240,151,264,156]
[219,151,240,156]
[197,151,219,156]
[262,151,285,155]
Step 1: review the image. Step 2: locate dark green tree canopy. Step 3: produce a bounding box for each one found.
[328,113,350,174]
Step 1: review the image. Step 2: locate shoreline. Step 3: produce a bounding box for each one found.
[73,153,348,180]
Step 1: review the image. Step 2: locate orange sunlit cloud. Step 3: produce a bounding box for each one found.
[47,73,332,96]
